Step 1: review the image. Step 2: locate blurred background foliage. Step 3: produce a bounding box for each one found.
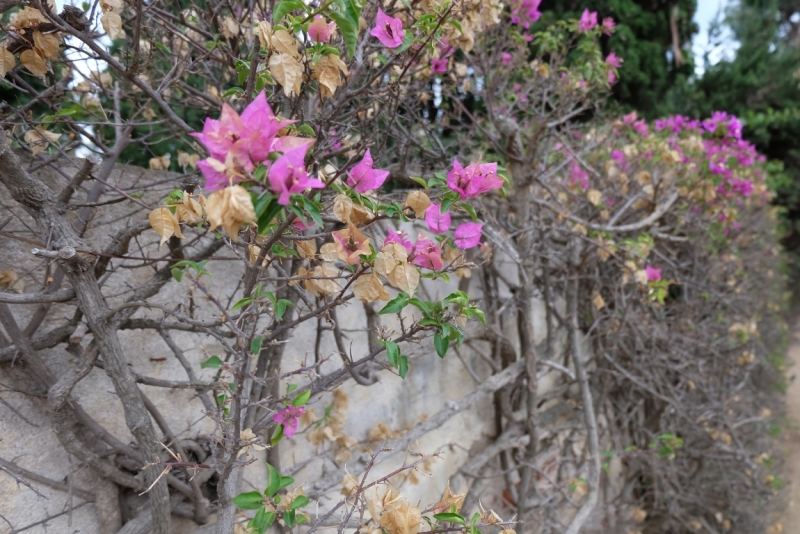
[544,0,800,255]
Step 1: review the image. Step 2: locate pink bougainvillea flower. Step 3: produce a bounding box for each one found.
[347,149,390,193]
[333,225,372,265]
[510,0,542,28]
[384,228,413,252]
[454,222,483,249]
[268,144,325,205]
[645,265,661,282]
[611,149,625,163]
[569,164,589,190]
[501,52,512,65]
[578,9,598,32]
[193,92,291,190]
[410,234,444,271]
[425,203,451,234]
[606,53,622,83]
[273,406,305,437]
[447,159,504,200]
[602,17,616,35]
[431,58,448,74]
[370,8,405,48]
[308,15,336,43]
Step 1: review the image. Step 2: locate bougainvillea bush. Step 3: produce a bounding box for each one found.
[0,1,786,533]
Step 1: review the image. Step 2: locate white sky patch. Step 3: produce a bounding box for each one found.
[692,0,738,76]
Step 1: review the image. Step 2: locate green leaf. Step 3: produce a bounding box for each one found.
[275,299,293,321]
[273,0,305,23]
[223,87,245,98]
[292,389,311,407]
[297,124,315,137]
[410,176,427,188]
[328,11,357,58]
[251,336,264,355]
[395,33,413,54]
[379,294,409,315]
[408,298,432,316]
[433,512,465,525]
[154,42,170,53]
[233,491,264,510]
[284,509,296,528]
[266,462,281,496]
[279,475,295,490]
[290,495,310,510]
[287,383,298,393]
[434,333,449,358]
[231,297,254,311]
[171,268,183,282]
[251,508,276,534]
[257,197,284,235]
[460,202,478,222]
[200,355,223,369]
[385,340,399,367]
[398,355,409,378]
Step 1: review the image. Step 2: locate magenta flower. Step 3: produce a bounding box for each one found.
[578,9,598,32]
[425,202,451,234]
[602,17,616,35]
[384,228,413,252]
[268,144,325,205]
[606,53,622,83]
[431,58,448,74]
[569,164,589,190]
[501,52,512,65]
[447,159,504,200]
[370,8,405,48]
[611,150,625,163]
[510,0,542,28]
[273,406,305,438]
[410,234,444,270]
[454,222,483,249]
[193,91,290,190]
[645,265,661,282]
[347,149,390,193]
[308,15,336,43]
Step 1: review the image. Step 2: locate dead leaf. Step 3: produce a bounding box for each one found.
[9,7,49,29]
[149,207,184,245]
[304,263,340,296]
[296,240,317,259]
[319,242,338,262]
[269,52,303,97]
[432,481,465,514]
[386,262,419,296]
[592,293,605,310]
[312,53,348,98]
[374,243,408,277]
[631,507,647,523]
[222,16,239,38]
[205,185,256,243]
[380,500,421,534]
[20,49,47,77]
[0,270,18,290]
[100,0,122,10]
[333,194,353,223]
[257,21,273,49]
[0,46,15,78]
[177,151,200,169]
[271,29,300,58]
[404,191,431,217]
[33,30,60,59]
[350,203,373,225]
[149,155,170,170]
[587,189,602,206]
[342,474,359,496]
[101,11,123,40]
[353,273,390,302]
[24,128,60,155]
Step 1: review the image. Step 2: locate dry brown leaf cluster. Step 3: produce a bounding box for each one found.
[149,207,185,245]
[296,263,340,297]
[306,390,356,462]
[100,0,124,40]
[5,7,60,77]
[205,186,256,242]
[24,128,60,155]
[0,270,24,293]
